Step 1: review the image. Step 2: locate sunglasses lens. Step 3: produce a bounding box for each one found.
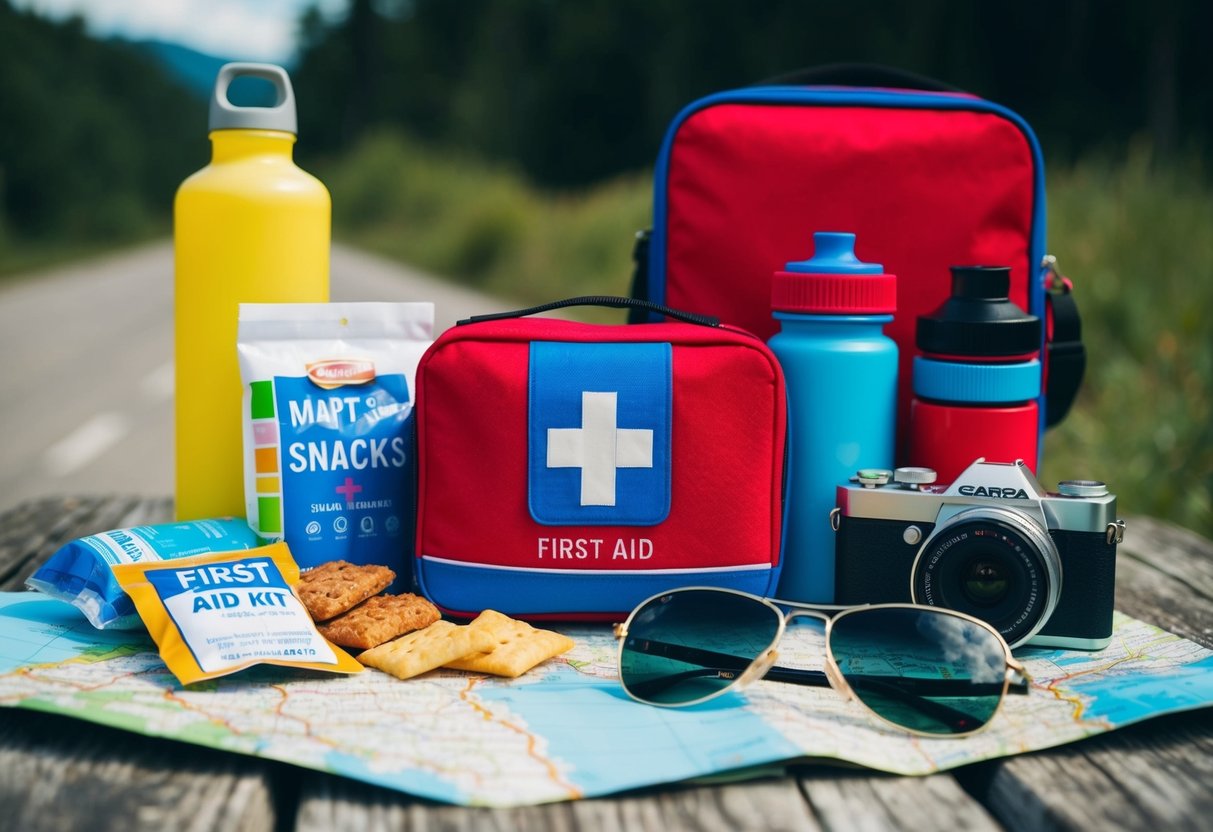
[830,608,1008,735]
[620,590,780,706]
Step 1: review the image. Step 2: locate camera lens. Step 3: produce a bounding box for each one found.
[910,507,1061,648]
[961,558,1010,606]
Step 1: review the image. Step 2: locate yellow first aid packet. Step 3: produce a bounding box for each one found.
[112,542,363,685]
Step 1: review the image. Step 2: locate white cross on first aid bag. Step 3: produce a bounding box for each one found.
[411,297,788,620]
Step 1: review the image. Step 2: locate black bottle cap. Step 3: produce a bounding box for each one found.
[916,266,1041,356]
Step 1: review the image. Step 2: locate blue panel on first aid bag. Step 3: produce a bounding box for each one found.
[528,342,672,526]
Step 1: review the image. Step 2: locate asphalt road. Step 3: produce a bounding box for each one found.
[0,242,511,513]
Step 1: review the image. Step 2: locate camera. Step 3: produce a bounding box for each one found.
[832,459,1125,649]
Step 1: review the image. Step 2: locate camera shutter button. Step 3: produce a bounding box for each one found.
[855,469,892,487]
[1058,480,1109,497]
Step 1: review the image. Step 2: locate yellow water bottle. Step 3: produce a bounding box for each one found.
[174,63,330,520]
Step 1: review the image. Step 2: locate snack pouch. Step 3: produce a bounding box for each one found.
[26,518,261,630]
[112,542,363,685]
[237,302,434,581]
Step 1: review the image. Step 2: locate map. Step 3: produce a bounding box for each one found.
[1,591,1212,807]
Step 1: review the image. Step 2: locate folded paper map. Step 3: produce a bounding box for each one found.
[0,592,1211,807]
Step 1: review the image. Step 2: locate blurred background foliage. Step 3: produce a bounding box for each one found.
[0,0,1209,535]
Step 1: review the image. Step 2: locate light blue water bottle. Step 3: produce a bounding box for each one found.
[769,232,898,603]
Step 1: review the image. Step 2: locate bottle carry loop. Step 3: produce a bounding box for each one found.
[459,295,720,328]
[209,62,298,134]
[1042,257,1086,427]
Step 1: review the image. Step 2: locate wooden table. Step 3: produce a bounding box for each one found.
[1,496,1210,831]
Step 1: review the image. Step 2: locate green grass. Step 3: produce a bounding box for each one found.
[1039,147,1212,538]
[330,134,1213,539]
[322,129,648,318]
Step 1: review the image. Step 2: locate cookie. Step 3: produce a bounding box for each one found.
[358,620,497,680]
[317,593,441,650]
[295,560,395,621]
[444,609,576,678]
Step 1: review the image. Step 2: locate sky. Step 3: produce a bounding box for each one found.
[12,0,348,64]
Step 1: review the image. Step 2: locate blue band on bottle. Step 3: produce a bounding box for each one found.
[913,356,1041,404]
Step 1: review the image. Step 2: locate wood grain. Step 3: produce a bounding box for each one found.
[294,771,825,832]
[796,770,1002,831]
[0,496,172,591]
[0,710,274,832]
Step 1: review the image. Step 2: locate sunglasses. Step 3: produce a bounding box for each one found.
[613,587,1031,737]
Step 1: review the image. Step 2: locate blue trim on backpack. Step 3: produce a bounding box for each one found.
[416,558,780,617]
[646,85,1049,441]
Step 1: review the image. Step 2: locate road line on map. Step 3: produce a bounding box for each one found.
[43,412,131,477]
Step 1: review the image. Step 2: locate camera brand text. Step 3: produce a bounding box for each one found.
[958,485,1030,499]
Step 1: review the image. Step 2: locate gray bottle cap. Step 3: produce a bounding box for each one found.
[209,63,297,134]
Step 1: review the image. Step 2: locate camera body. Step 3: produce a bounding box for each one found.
[833,459,1124,649]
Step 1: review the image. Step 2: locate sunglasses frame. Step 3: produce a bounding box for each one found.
[613,585,1031,738]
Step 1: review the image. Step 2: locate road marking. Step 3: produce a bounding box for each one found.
[43,412,131,477]
[141,361,174,402]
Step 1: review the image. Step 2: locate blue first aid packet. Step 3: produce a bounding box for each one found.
[26,518,262,629]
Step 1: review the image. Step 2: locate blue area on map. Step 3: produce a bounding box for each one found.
[1070,654,1213,724]
[0,594,148,673]
[473,664,802,793]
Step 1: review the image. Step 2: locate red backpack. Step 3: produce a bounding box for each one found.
[631,66,1085,467]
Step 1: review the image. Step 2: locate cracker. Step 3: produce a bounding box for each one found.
[317,593,441,650]
[295,560,395,621]
[444,609,576,678]
[358,620,497,680]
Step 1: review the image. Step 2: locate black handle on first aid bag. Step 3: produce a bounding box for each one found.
[756,63,964,93]
[457,295,721,328]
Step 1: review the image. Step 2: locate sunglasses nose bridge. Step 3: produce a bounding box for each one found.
[735,648,778,689]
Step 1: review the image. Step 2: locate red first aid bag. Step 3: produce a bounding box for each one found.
[631,66,1085,464]
[413,297,787,619]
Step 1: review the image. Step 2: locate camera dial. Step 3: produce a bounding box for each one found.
[893,467,937,489]
[1058,480,1109,498]
[910,505,1063,648]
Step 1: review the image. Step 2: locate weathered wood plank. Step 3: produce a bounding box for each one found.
[0,709,275,832]
[958,516,1213,831]
[967,709,1213,832]
[0,496,172,590]
[294,767,1004,832]
[794,770,1002,831]
[294,772,825,832]
[1113,516,1213,649]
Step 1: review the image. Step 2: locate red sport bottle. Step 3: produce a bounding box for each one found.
[908,266,1043,482]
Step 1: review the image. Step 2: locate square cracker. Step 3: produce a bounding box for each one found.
[444,609,576,678]
[358,620,497,680]
[317,593,441,650]
[296,561,395,622]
